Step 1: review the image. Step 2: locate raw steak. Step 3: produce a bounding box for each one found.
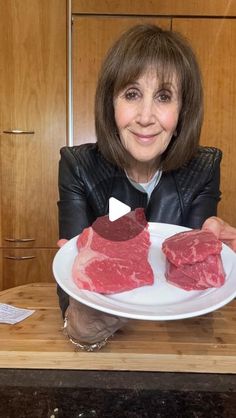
[72,208,154,294]
[162,229,222,267]
[166,254,225,291]
[162,229,225,291]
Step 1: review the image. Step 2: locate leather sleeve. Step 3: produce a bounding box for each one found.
[58,146,96,239]
[176,147,222,229]
[57,146,96,316]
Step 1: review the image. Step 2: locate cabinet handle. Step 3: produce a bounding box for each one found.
[4,255,36,260]
[3,130,35,135]
[4,238,35,242]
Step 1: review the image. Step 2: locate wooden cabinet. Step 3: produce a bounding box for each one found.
[172,18,236,227]
[0,0,67,289]
[72,0,236,16]
[1,249,58,289]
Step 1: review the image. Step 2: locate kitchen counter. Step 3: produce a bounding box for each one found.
[1,283,236,372]
[1,283,236,417]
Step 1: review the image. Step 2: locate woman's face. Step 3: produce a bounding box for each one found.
[114,68,181,166]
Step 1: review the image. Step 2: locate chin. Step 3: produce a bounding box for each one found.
[134,153,160,162]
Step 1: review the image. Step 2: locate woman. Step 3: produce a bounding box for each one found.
[58,24,236,351]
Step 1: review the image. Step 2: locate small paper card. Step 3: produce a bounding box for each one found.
[0,303,35,324]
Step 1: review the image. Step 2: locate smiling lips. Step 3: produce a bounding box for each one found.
[130,130,161,143]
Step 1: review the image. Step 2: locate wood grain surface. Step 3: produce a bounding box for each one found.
[0,283,236,372]
[0,0,67,248]
[173,18,236,227]
[1,249,56,289]
[72,0,236,16]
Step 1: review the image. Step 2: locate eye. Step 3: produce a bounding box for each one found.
[156,90,172,103]
[123,88,141,101]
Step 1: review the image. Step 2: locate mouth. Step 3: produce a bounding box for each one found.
[130,131,161,142]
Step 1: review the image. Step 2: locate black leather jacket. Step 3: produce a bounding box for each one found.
[57,143,222,314]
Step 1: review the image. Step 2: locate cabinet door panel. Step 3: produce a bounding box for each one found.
[72,17,171,145]
[1,248,57,290]
[72,0,236,16]
[173,19,236,226]
[0,0,67,247]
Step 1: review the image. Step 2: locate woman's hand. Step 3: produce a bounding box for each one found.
[202,216,236,251]
[65,297,128,344]
[57,239,68,248]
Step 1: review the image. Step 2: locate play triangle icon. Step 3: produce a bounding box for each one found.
[108,197,131,222]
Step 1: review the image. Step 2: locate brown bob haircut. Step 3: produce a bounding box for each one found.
[95,24,203,171]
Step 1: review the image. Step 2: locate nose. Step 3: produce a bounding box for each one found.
[136,98,156,126]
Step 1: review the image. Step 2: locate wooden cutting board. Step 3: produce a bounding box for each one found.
[0,283,236,372]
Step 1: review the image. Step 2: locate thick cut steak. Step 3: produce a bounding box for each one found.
[72,209,154,294]
[166,254,225,291]
[162,229,225,291]
[162,229,222,267]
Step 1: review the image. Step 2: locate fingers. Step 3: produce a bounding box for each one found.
[202,216,223,239]
[202,216,236,239]
[202,216,236,252]
[219,224,236,240]
[57,239,68,248]
[223,239,236,252]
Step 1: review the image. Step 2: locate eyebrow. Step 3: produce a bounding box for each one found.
[123,82,139,88]
[119,76,180,97]
[124,80,178,89]
[158,82,178,92]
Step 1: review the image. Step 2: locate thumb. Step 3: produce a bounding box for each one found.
[202,217,236,252]
[57,239,68,248]
[202,216,223,239]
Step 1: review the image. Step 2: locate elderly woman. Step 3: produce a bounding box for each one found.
[57,24,236,351]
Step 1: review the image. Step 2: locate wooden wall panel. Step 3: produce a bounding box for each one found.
[72,0,236,17]
[173,18,236,226]
[72,17,170,144]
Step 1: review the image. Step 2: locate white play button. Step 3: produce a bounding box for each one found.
[108,197,131,222]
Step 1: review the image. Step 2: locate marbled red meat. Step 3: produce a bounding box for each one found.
[162,229,225,291]
[162,229,222,267]
[72,209,154,294]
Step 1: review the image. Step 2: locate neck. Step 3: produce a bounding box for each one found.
[126,160,159,183]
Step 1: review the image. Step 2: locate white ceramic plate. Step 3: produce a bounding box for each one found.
[53,222,236,320]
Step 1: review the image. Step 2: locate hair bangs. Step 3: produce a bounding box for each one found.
[113,35,183,97]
